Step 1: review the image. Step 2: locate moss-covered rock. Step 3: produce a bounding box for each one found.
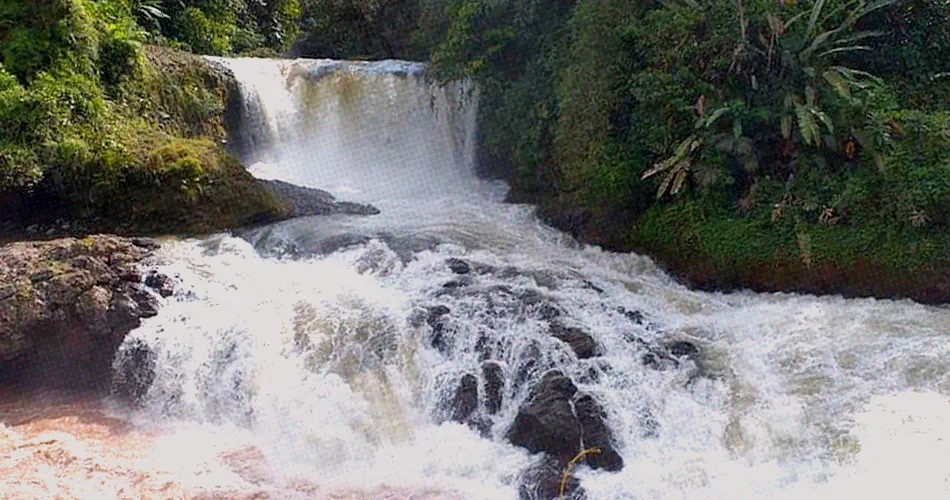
[0,235,165,391]
[0,38,289,237]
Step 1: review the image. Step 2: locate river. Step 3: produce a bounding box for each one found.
[4,57,950,499]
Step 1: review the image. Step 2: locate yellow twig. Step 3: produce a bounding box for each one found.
[558,447,601,499]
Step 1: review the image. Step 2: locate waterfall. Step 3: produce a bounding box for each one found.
[100,57,950,499]
[212,57,480,204]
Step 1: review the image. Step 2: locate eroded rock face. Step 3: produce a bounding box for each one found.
[0,235,165,391]
[507,370,624,476]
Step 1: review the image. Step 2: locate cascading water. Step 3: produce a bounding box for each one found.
[101,57,950,499]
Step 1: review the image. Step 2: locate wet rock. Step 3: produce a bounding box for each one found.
[668,340,700,359]
[469,413,494,438]
[145,270,175,298]
[538,303,561,321]
[259,179,379,216]
[426,305,451,352]
[442,280,466,290]
[639,407,660,438]
[482,361,505,415]
[445,258,471,275]
[0,235,161,391]
[641,349,678,371]
[518,289,545,306]
[507,370,581,459]
[111,337,157,407]
[548,323,598,359]
[474,333,500,361]
[574,394,624,472]
[518,456,586,500]
[582,280,604,294]
[513,343,542,390]
[452,374,479,422]
[498,266,521,279]
[131,237,161,250]
[618,306,644,325]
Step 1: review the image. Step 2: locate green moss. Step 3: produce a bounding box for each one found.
[629,201,950,302]
[0,2,284,236]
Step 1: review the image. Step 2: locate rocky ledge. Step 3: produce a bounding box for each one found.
[260,179,380,217]
[0,235,169,392]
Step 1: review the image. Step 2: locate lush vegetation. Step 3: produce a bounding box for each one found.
[286,0,950,300]
[0,0,289,232]
[3,0,950,298]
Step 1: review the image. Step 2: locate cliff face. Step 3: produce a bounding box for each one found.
[0,44,290,239]
[0,235,168,392]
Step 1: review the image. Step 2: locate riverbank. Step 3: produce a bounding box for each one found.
[534,195,950,305]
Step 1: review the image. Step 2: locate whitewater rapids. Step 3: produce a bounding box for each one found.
[4,57,950,499]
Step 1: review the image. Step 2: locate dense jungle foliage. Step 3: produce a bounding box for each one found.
[0,0,289,230]
[3,0,950,296]
[288,0,950,292]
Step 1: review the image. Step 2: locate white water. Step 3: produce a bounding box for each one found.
[108,58,950,499]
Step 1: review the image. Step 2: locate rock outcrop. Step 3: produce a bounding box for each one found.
[259,179,380,217]
[507,370,624,472]
[0,235,166,392]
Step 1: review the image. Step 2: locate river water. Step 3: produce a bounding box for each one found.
[5,57,950,499]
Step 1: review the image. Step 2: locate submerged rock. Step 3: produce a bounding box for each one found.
[144,270,175,298]
[618,306,644,325]
[445,258,471,275]
[518,456,586,500]
[668,340,700,359]
[0,235,162,391]
[548,323,599,359]
[426,305,451,353]
[574,395,624,472]
[482,361,505,415]
[452,374,479,423]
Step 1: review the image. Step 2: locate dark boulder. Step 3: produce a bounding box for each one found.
[549,323,598,359]
[452,374,479,422]
[445,258,471,275]
[425,305,451,352]
[518,457,586,500]
[111,337,157,407]
[574,394,624,472]
[668,340,700,359]
[482,361,505,415]
[144,270,175,298]
[618,307,644,325]
[506,370,581,459]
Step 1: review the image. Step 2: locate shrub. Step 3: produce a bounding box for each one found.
[0,145,43,191]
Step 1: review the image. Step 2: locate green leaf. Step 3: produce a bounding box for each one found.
[670,168,687,195]
[823,69,851,99]
[817,46,872,59]
[807,0,828,39]
[815,110,834,134]
[781,115,793,139]
[703,107,730,129]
